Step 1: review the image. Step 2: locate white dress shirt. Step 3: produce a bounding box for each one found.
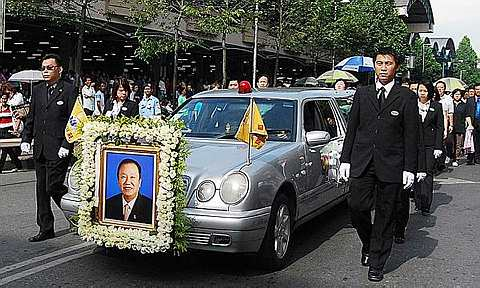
[375,80,395,99]
[418,100,430,122]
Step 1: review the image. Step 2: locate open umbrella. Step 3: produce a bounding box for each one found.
[8,70,44,101]
[435,77,467,92]
[335,56,374,72]
[292,77,318,87]
[317,70,358,84]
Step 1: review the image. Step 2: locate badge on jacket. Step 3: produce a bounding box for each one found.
[121,107,127,111]
[429,107,435,111]
[390,110,399,116]
[56,100,64,106]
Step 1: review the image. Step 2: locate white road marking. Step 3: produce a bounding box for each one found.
[0,242,93,275]
[435,177,479,185]
[0,250,92,286]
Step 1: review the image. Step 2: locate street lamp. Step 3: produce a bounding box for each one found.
[331,0,351,70]
[421,42,430,75]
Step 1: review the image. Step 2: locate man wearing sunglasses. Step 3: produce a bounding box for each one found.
[21,54,77,242]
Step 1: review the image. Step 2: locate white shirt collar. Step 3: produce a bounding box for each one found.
[122,194,138,210]
[375,80,395,98]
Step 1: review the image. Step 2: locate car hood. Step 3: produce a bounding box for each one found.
[186,138,285,176]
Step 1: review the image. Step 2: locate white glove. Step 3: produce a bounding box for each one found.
[403,171,415,189]
[339,163,351,182]
[416,172,427,182]
[20,142,30,154]
[433,149,443,159]
[58,147,70,158]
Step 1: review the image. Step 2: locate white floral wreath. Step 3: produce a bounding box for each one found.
[75,117,189,254]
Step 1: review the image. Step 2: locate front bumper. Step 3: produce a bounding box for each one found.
[185,206,271,253]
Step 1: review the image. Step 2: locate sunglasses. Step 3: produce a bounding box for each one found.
[40,65,59,71]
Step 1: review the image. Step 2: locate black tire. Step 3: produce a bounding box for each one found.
[257,193,294,271]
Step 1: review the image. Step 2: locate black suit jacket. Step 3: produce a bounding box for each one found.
[104,193,153,224]
[22,79,76,160]
[340,84,418,183]
[420,101,444,149]
[453,101,467,134]
[103,99,139,118]
[466,96,479,127]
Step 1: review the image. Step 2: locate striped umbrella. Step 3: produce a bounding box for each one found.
[317,70,359,84]
[335,56,374,73]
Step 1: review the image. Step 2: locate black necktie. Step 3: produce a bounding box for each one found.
[377,87,386,108]
[47,86,55,101]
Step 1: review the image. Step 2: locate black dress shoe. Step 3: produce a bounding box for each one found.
[28,231,55,242]
[361,253,370,266]
[368,267,384,282]
[394,235,405,244]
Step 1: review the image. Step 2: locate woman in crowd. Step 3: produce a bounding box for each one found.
[334,79,347,91]
[0,92,23,173]
[103,78,139,118]
[177,86,187,107]
[416,80,444,216]
[451,89,467,167]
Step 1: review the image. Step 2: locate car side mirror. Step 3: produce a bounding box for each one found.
[306,131,331,146]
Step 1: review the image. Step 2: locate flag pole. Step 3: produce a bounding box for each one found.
[252,0,259,87]
[247,96,253,165]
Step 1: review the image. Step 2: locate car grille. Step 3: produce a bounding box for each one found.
[182,176,191,194]
[187,232,210,245]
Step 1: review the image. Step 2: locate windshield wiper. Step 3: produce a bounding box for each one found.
[267,129,291,134]
[216,133,236,139]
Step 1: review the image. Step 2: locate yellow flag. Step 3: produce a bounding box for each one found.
[65,98,89,143]
[235,100,268,149]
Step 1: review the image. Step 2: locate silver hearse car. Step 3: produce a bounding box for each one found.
[62,87,354,269]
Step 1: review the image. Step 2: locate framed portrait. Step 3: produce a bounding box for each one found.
[98,144,160,231]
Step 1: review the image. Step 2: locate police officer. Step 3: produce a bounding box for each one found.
[139,84,161,118]
[21,54,76,242]
[339,48,418,282]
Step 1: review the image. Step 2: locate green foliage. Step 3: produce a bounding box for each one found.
[193,0,249,36]
[453,36,480,84]
[411,38,442,81]
[135,31,195,63]
[332,0,409,56]
[6,0,84,26]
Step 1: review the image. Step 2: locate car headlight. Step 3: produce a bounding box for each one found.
[219,172,249,205]
[196,181,216,202]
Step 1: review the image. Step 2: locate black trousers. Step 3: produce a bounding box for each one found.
[394,188,410,237]
[467,123,480,163]
[0,147,22,172]
[349,161,401,270]
[415,174,433,212]
[34,153,70,233]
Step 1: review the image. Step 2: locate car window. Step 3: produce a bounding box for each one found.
[303,100,338,138]
[172,97,296,142]
[335,97,353,124]
[315,100,338,138]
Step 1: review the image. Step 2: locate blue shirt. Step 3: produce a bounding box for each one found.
[476,97,480,120]
[139,96,161,118]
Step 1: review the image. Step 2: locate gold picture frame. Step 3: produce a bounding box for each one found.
[98,144,161,231]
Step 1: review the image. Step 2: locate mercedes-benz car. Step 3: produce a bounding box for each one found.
[62,87,352,270]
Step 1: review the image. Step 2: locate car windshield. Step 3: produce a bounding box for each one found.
[172,97,296,141]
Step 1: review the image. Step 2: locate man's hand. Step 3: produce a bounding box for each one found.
[403,171,415,189]
[339,163,351,182]
[20,142,30,154]
[58,147,70,158]
[433,149,443,159]
[416,172,427,182]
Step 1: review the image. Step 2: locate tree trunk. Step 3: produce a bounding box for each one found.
[74,0,88,92]
[274,44,280,87]
[222,33,227,88]
[273,0,283,87]
[173,28,179,101]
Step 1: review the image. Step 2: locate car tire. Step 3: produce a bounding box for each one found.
[257,193,294,271]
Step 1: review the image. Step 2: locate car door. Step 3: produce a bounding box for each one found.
[298,99,330,218]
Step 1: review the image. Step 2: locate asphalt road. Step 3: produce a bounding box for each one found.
[1,165,479,287]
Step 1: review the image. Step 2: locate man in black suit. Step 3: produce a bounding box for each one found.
[21,54,76,242]
[339,48,418,282]
[104,159,152,224]
[465,83,480,164]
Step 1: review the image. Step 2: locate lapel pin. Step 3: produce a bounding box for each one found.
[390,111,399,116]
[56,100,64,105]
[429,107,435,111]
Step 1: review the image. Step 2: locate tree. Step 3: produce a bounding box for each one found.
[194,0,251,87]
[411,38,442,81]
[129,0,199,97]
[453,36,480,84]
[332,0,409,57]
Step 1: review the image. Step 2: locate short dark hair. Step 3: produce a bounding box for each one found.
[373,47,402,66]
[334,79,348,87]
[112,78,131,100]
[117,159,142,179]
[474,83,480,88]
[435,80,446,89]
[417,80,435,100]
[41,53,63,67]
[451,88,464,97]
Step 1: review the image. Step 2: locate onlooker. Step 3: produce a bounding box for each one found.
[139,84,161,118]
[4,83,24,108]
[94,82,106,116]
[177,87,187,107]
[467,86,475,99]
[186,84,195,98]
[257,75,269,88]
[409,81,418,93]
[451,89,467,167]
[81,77,95,116]
[130,84,142,104]
[227,80,238,89]
[334,79,347,91]
[158,78,166,98]
[0,93,23,173]
[465,83,480,164]
[435,81,454,166]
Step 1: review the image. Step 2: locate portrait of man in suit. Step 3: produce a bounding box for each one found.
[104,158,153,224]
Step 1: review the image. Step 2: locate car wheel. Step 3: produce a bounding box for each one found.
[257,193,293,270]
